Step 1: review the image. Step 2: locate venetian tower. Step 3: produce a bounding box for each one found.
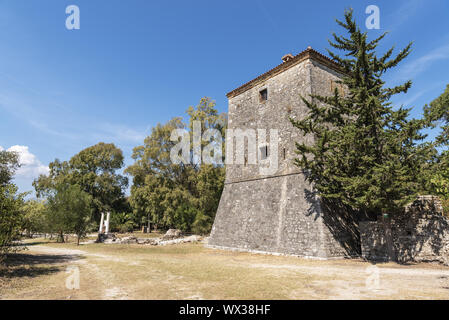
[208,47,360,258]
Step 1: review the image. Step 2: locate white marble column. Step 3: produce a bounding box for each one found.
[98,212,105,233]
[105,212,110,234]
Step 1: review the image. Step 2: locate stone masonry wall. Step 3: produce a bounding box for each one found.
[209,173,359,258]
[360,196,449,265]
[209,54,359,258]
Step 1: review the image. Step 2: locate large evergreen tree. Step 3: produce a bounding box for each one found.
[424,84,449,147]
[424,84,449,203]
[291,10,428,216]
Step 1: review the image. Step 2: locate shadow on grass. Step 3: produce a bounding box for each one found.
[0,252,84,279]
[16,241,50,247]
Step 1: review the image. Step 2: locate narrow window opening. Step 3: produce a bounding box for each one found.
[260,145,269,160]
[330,80,344,96]
[330,79,336,92]
[259,89,268,102]
[283,148,286,160]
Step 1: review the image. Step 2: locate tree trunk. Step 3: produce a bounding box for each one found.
[58,231,65,243]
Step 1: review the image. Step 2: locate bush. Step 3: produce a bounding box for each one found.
[192,211,213,235]
[441,199,449,218]
[118,221,134,233]
[0,185,26,260]
[110,212,135,233]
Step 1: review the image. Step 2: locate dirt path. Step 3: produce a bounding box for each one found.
[28,245,132,300]
[243,261,449,299]
[3,242,449,300]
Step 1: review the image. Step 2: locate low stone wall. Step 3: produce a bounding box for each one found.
[360,196,449,265]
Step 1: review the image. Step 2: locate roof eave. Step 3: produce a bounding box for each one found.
[226,48,344,99]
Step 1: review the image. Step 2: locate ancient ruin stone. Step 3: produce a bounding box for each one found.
[162,229,183,240]
[405,195,444,216]
[137,238,160,245]
[361,196,449,265]
[96,233,116,243]
[159,235,203,246]
[119,236,138,244]
[208,48,360,258]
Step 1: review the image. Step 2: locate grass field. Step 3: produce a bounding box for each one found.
[1,238,449,300]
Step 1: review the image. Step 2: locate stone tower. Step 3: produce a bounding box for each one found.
[208,47,359,258]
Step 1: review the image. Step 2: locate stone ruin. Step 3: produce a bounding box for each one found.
[207,47,449,265]
[92,211,204,246]
[95,228,203,246]
[360,196,449,265]
[208,48,360,258]
[96,212,115,243]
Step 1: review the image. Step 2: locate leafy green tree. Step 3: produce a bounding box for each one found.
[0,184,26,260]
[46,184,93,245]
[34,143,129,224]
[423,84,449,204]
[424,84,449,147]
[21,200,47,237]
[126,118,186,229]
[0,150,20,186]
[110,211,135,233]
[290,10,428,217]
[0,150,26,260]
[126,97,226,233]
[69,143,128,218]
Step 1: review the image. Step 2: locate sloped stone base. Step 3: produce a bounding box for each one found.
[208,174,359,259]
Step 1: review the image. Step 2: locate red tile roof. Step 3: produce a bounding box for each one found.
[226,47,343,99]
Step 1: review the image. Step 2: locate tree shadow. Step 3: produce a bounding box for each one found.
[14,241,50,247]
[393,211,448,265]
[304,188,362,257]
[362,197,448,265]
[1,252,84,279]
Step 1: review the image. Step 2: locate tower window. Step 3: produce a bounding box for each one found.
[260,145,269,160]
[259,89,268,102]
[330,80,344,96]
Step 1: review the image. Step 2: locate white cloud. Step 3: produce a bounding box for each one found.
[6,145,49,178]
[388,0,423,30]
[396,90,426,108]
[395,44,449,81]
[94,123,147,144]
[0,145,3,151]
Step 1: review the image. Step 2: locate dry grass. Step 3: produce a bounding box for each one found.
[1,238,449,300]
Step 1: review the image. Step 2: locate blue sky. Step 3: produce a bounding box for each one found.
[0,0,448,195]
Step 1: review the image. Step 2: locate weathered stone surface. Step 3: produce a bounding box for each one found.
[159,235,203,246]
[98,234,203,246]
[119,236,138,244]
[162,229,183,240]
[360,196,449,265]
[209,51,360,258]
[137,238,160,245]
[96,233,116,243]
